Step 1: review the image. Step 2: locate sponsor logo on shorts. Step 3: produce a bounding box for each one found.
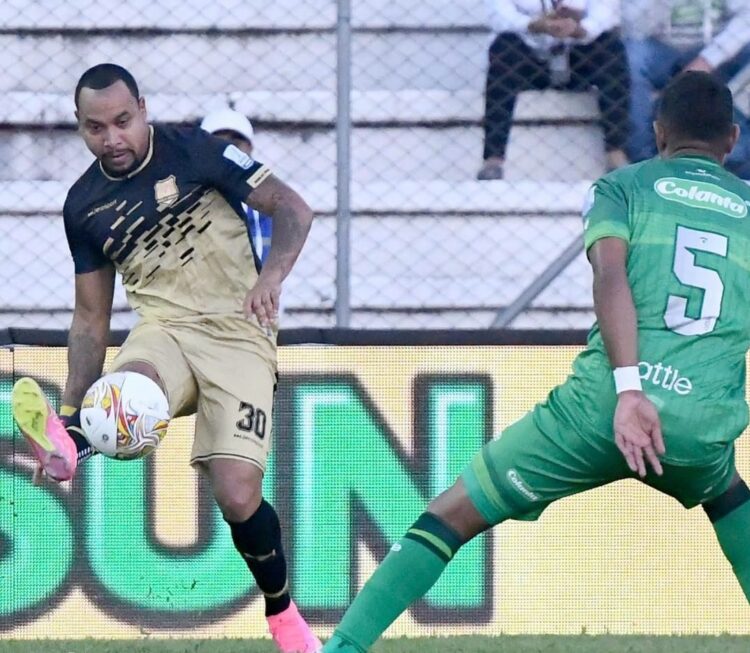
[654,177,748,218]
[506,469,540,501]
[638,360,692,396]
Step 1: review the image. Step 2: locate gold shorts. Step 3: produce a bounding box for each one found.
[110,315,277,470]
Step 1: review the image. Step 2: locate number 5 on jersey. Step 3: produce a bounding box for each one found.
[664,225,728,336]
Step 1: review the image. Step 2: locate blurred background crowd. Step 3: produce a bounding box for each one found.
[1,0,748,331]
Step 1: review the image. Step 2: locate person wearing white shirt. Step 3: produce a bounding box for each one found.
[478,0,629,180]
[622,0,750,178]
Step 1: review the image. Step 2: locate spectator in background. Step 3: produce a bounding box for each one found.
[623,0,750,178]
[478,0,630,180]
[201,107,273,263]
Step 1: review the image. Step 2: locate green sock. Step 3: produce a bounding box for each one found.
[323,513,463,653]
[707,483,750,602]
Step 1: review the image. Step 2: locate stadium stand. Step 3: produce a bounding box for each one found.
[8,0,745,329]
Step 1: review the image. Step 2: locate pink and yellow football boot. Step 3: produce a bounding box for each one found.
[11,377,77,482]
[267,601,322,653]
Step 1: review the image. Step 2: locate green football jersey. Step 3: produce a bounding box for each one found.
[549,155,750,465]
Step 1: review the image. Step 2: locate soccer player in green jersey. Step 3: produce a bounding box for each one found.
[323,71,750,652]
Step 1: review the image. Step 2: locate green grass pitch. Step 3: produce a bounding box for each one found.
[0,636,748,653]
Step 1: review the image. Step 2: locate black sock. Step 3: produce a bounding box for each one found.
[60,411,96,463]
[227,499,291,616]
[69,427,95,463]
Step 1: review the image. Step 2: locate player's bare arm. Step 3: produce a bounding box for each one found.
[63,265,115,408]
[589,237,665,477]
[243,174,314,326]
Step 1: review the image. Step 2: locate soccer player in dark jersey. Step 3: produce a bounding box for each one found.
[201,107,273,264]
[11,63,320,653]
[322,72,750,653]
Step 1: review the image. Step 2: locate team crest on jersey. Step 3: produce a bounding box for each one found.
[154,175,180,210]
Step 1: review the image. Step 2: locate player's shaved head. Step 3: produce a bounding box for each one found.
[657,72,734,143]
[654,71,739,163]
[75,63,139,108]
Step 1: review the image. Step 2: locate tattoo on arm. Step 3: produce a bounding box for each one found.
[262,200,311,281]
[248,176,313,282]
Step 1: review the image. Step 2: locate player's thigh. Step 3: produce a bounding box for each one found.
[110,320,198,417]
[184,332,276,471]
[462,406,631,526]
[645,444,736,509]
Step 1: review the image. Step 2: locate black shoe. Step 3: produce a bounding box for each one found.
[477,163,504,180]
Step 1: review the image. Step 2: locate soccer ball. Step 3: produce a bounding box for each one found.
[80,371,170,460]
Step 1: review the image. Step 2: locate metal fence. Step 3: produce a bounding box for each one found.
[1,0,749,329]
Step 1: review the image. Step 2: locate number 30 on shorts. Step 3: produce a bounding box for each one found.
[236,401,267,439]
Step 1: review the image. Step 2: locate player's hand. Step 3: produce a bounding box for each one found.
[552,5,585,21]
[545,17,580,39]
[613,391,665,478]
[243,273,281,329]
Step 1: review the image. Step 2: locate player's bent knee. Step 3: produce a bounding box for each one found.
[216,493,262,523]
[112,360,167,394]
[427,479,490,542]
[703,474,750,523]
[207,459,264,522]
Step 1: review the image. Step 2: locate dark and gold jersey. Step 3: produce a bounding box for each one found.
[63,124,271,319]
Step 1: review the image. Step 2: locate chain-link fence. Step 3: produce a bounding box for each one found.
[1,0,749,330]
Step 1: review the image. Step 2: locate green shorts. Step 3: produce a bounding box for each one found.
[461,403,736,525]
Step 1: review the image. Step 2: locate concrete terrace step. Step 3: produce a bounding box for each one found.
[0,0,487,30]
[0,32,488,94]
[1,89,600,125]
[0,212,591,319]
[0,181,592,328]
[0,179,593,215]
[0,123,605,184]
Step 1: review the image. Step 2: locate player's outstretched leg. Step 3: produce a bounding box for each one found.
[703,473,750,602]
[323,479,488,653]
[11,377,78,482]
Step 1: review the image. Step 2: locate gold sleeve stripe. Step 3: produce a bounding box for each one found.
[126,216,145,234]
[247,165,271,189]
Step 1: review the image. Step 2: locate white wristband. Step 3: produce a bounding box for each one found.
[613,366,642,394]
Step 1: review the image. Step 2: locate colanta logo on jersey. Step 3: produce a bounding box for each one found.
[654,177,748,218]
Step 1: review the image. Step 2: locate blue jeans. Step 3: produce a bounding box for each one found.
[625,37,750,178]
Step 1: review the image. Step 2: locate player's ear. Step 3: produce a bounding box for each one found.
[653,121,667,154]
[138,96,147,116]
[727,123,740,154]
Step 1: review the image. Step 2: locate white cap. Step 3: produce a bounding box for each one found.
[200,107,254,143]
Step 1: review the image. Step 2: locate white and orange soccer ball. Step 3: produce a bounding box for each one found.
[80,371,170,460]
